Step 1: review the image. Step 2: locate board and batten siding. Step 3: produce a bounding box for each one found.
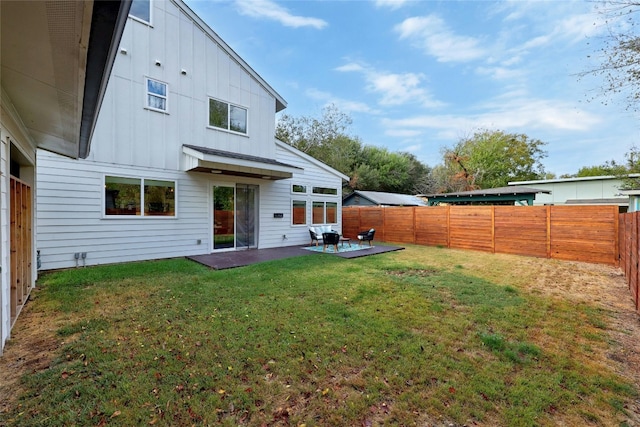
[88,0,279,171]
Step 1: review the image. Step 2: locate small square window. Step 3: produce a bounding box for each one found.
[146,78,167,112]
[292,184,307,193]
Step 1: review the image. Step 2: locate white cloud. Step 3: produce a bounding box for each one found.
[381,97,602,138]
[235,0,327,29]
[395,15,486,63]
[375,0,409,10]
[336,61,444,108]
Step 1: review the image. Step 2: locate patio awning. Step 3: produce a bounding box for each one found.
[182,144,301,180]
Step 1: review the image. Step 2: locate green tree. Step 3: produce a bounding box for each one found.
[277,105,434,194]
[440,129,548,191]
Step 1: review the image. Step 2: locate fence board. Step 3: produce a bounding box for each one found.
[343,205,618,265]
[494,206,548,257]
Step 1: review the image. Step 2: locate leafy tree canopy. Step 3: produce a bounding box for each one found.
[276,105,433,195]
[439,129,548,191]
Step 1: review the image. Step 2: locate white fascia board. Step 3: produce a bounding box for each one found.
[173,0,287,112]
[275,139,350,182]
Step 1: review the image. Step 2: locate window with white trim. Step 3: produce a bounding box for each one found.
[292,200,306,225]
[292,184,306,194]
[146,78,167,112]
[312,201,338,224]
[312,186,338,195]
[105,176,175,217]
[209,98,247,134]
[129,0,151,24]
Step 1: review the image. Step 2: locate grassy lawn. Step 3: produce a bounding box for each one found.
[1,245,637,426]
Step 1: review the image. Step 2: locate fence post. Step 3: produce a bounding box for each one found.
[546,205,551,259]
[491,206,496,253]
[446,205,451,248]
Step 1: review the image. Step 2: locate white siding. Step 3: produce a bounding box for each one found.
[37,150,213,270]
[0,94,38,354]
[35,0,347,273]
[89,0,278,170]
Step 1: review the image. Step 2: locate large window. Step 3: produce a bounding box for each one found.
[129,0,151,24]
[312,201,338,224]
[105,176,175,217]
[292,200,306,225]
[146,78,167,112]
[209,98,247,134]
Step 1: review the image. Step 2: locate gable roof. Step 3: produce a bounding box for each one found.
[275,139,350,182]
[344,190,428,206]
[176,0,286,113]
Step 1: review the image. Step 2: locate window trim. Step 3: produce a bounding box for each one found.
[207,97,249,136]
[311,200,339,225]
[129,0,152,25]
[144,77,168,113]
[291,184,307,195]
[103,174,177,219]
[312,186,338,196]
[291,199,307,226]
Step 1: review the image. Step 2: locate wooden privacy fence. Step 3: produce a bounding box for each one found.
[343,205,619,266]
[619,212,640,313]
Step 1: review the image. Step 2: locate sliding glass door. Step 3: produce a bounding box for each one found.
[212,184,258,250]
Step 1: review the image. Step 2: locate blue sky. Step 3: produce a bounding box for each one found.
[186,0,640,177]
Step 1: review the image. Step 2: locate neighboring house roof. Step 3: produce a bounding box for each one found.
[178,0,286,113]
[1,0,131,159]
[421,185,550,206]
[275,140,350,182]
[183,144,301,180]
[509,174,640,185]
[344,190,429,206]
[565,198,628,206]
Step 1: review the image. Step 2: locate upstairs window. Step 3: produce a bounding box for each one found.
[209,98,247,134]
[146,78,167,112]
[129,0,151,24]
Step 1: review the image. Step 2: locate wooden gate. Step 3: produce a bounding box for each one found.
[10,176,32,324]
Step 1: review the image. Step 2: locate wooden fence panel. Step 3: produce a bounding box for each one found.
[342,208,361,239]
[382,207,415,244]
[494,206,548,258]
[631,213,639,309]
[550,206,618,265]
[415,206,449,247]
[449,206,494,252]
[343,205,619,265]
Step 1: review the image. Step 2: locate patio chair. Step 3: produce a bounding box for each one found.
[357,228,375,246]
[309,227,322,246]
[322,231,341,252]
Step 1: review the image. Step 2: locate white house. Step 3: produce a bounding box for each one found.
[36,0,349,271]
[0,1,130,353]
[509,175,631,210]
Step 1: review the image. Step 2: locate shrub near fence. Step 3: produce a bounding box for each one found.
[343,205,620,266]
